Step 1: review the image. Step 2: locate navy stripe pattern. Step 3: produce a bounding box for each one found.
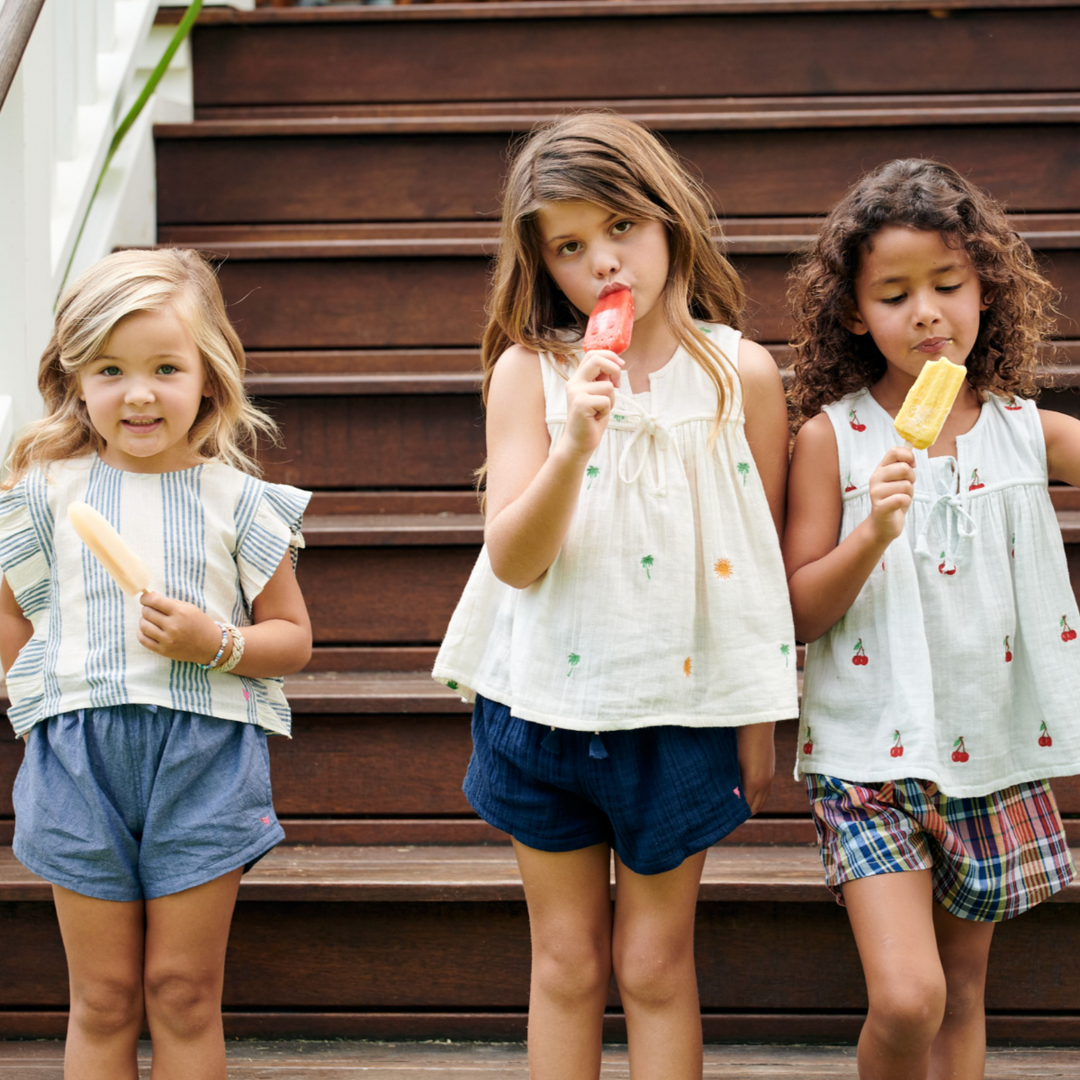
[164,467,213,716]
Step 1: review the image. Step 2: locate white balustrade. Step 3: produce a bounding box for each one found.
[0,0,251,452]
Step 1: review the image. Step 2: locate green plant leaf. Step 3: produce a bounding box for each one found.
[57,0,204,303]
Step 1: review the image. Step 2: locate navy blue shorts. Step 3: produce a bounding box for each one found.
[464,695,751,875]
[13,705,285,902]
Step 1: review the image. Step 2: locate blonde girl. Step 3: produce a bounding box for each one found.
[785,159,1077,1080]
[0,249,312,1080]
[434,113,797,1079]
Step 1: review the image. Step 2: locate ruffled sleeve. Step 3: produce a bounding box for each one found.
[0,473,53,619]
[234,479,311,605]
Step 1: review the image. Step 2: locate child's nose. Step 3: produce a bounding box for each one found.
[124,379,155,404]
[591,244,620,279]
[913,293,942,326]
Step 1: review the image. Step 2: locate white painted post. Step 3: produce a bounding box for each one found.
[96,0,116,54]
[75,0,97,108]
[51,0,75,161]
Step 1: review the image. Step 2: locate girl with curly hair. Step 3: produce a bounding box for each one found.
[784,159,1079,1080]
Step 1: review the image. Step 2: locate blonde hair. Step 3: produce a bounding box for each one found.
[482,112,745,459]
[4,248,277,487]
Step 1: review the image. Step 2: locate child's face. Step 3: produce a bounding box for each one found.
[846,226,990,379]
[535,200,670,335]
[79,306,209,473]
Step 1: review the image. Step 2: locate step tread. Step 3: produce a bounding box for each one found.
[1,1037,1076,1076]
[158,92,1080,138]
[158,214,1080,256]
[162,0,1080,23]
[1,843,1077,904]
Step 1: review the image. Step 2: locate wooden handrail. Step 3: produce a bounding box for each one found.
[0,0,45,110]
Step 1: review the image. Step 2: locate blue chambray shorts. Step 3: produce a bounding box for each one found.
[464,695,751,876]
[12,704,285,902]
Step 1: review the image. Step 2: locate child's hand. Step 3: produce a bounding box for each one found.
[868,446,916,543]
[561,349,624,457]
[736,721,776,816]
[138,592,226,666]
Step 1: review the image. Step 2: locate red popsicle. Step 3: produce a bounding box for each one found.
[583,288,634,354]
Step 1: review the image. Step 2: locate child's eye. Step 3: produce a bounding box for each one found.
[558,241,582,256]
[157,364,177,375]
[937,284,962,293]
[100,365,121,376]
[611,221,633,236]
[881,295,906,305]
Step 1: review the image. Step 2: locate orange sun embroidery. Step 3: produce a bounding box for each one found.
[713,557,733,579]
[683,657,692,677]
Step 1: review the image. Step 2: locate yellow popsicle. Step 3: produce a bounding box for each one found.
[893,356,967,450]
[68,502,152,598]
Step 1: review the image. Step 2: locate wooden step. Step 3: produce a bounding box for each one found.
[154,218,1080,352]
[1,678,1076,847]
[155,96,1080,223]
[164,2,1080,105]
[243,343,1080,490]
[2,1040,1079,1073]
[1,842,1079,1039]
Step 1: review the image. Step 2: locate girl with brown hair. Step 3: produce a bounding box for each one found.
[434,113,797,1078]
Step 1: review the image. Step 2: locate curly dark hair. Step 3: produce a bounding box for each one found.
[787,159,1058,432]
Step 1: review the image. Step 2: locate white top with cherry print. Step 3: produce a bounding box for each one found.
[798,387,1080,797]
[433,324,798,732]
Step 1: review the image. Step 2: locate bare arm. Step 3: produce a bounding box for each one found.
[0,577,33,674]
[733,340,791,812]
[1041,409,1080,487]
[138,550,312,678]
[484,344,623,589]
[739,339,790,536]
[783,414,915,643]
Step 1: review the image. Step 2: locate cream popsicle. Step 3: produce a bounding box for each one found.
[893,356,967,450]
[68,502,152,598]
[583,288,634,354]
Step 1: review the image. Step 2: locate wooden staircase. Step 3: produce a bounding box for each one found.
[1,0,1080,1047]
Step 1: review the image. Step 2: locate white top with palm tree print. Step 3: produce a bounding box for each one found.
[433,323,798,732]
[798,387,1080,797]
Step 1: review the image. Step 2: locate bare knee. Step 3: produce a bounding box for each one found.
[612,935,695,1012]
[867,976,947,1049]
[532,928,611,1007]
[70,974,143,1038]
[144,968,222,1038]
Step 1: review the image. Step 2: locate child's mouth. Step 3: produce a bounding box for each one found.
[122,418,162,431]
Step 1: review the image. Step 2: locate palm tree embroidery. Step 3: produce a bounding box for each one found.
[737,462,750,486]
[780,644,791,667]
[586,465,599,489]
[447,680,459,691]
[698,326,712,334]
[641,555,654,579]
[567,653,581,676]
[612,414,625,422]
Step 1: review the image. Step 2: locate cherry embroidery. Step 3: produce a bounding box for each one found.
[938,551,956,576]
[1005,396,1023,411]
[849,408,866,433]
[951,736,970,763]
[1061,617,1077,643]
[891,730,904,758]
[969,469,985,491]
[852,639,869,666]
[1039,722,1053,748]
[1004,636,1013,663]
[844,474,857,493]
[803,727,814,755]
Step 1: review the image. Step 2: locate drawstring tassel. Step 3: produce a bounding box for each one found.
[589,732,609,760]
[541,726,560,754]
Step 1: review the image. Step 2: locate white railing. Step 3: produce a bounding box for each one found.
[0,0,250,452]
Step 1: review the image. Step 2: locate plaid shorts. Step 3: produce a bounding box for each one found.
[806,774,1075,922]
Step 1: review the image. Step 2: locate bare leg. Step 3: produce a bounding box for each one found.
[52,886,145,1080]
[512,840,613,1080]
[612,850,707,1080]
[928,905,995,1080]
[843,870,947,1080]
[143,868,242,1080]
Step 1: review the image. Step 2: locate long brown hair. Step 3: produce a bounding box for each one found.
[482,113,746,453]
[788,158,1058,432]
[4,248,278,487]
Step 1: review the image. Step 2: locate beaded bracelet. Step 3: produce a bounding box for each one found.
[216,622,246,675]
[198,622,229,670]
